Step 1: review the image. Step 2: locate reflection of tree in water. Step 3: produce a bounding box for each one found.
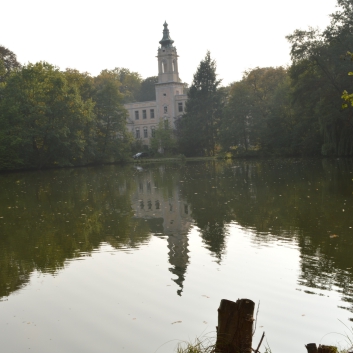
[174,158,353,315]
[179,161,233,261]
[180,159,353,315]
[0,165,151,299]
[1,159,353,309]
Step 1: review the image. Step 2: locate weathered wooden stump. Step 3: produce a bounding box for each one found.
[318,345,338,353]
[215,298,255,353]
[305,343,318,353]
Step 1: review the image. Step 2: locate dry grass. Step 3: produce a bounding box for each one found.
[175,337,216,353]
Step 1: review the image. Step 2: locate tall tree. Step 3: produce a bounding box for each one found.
[0,45,21,83]
[150,121,176,155]
[220,67,288,153]
[92,70,132,161]
[176,51,222,156]
[138,76,158,102]
[286,0,353,156]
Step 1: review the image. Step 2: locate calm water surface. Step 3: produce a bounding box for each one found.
[1,159,353,353]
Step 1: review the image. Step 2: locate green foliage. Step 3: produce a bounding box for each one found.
[286,0,353,156]
[176,51,223,156]
[342,51,353,108]
[0,60,133,171]
[220,0,353,157]
[138,76,158,102]
[111,67,142,103]
[150,120,176,155]
[92,70,132,162]
[220,67,288,154]
[0,62,94,170]
[0,45,21,83]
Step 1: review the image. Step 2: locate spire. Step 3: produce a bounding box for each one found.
[159,21,174,48]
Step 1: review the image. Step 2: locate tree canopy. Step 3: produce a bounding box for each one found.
[176,51,223,156]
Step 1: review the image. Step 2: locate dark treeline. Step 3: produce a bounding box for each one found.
[0,51,158,171]
[178,0,353,157]
[1,0,353,171]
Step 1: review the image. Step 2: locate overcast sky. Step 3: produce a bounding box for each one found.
[1,0,338,86]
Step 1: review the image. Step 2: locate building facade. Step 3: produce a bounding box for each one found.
[124,22,187,146]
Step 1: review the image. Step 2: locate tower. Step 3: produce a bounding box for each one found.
[157,22,180,83]
[155,22,185,129]
[124,22,187,143]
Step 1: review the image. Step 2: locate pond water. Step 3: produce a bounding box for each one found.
[1,159,353,353]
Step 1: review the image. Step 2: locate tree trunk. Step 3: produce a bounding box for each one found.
[215,298,255,353]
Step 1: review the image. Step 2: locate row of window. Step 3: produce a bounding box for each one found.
[135,126,155,139]
[134,103,183,120]
[137,199,189,214]
[135,109,155,120]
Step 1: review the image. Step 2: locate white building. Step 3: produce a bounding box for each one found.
[124,22,187,146]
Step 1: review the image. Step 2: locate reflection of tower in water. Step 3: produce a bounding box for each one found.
[131,167,192,295]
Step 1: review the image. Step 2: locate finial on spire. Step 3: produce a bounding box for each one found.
[159,22,174,48]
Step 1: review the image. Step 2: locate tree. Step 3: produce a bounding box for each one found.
[138,76,158,102]
[0,45,21,83]
[176,51,223,156]
[150,121,176,155]
[112,67,142,103]
[220,81,252,152]
[286,0,353,156]
[92,70,132,162]
[220,67,288,154]
[342,51,353,108]
[0,62,94,170]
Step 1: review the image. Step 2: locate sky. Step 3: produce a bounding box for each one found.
[1,0,339,86]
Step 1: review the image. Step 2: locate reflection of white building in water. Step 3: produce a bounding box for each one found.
[131,167,192,295]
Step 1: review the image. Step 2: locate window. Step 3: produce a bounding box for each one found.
[151,126,155,137]
[176,90,179,95]
[164,106,168,114]
[178,102,183,112]
[135,128,140,138]
[150,109,155,118]
[142,110,146,119]
[172,61,175,72]
[163,93,166,96]
[135,111,139,120]
[143,127,148,138]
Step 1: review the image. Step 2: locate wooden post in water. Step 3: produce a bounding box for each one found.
[215,298,255,353]
[305,343,318,353]
[318,345,338,353]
